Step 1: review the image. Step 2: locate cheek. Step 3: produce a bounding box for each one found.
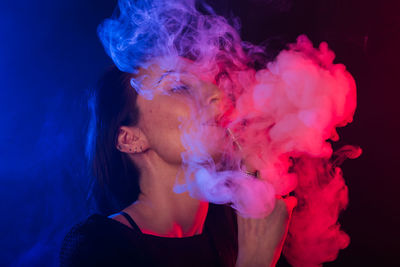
[140,97,192,163]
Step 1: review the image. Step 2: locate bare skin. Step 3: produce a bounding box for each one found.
[111,57,296,265]
[111,148,209,237]
[112,59,217,237]
[236,196,297,267]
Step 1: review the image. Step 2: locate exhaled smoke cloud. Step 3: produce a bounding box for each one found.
[98,0,361,266]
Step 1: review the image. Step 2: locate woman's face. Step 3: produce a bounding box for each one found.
[134,58,225,165]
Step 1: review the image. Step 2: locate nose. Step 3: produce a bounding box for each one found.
[204,83,221,106]
[201,83,222,122]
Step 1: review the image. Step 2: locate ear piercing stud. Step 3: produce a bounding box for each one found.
[119,146,143,153]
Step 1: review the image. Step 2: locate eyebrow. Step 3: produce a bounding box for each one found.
[156,70,176,85]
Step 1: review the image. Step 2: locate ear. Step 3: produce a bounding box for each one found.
[116,126,149,154]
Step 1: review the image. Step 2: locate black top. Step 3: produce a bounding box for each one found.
[60,204,238,267]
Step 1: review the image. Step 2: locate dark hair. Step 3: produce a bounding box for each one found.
[87,65,141,215]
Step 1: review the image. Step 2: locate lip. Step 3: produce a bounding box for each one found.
[215,111,232,127]
[202,122,219,127]
[208,113,226,124]
[203,117,221,126]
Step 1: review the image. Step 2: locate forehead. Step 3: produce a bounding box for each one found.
[135,57,214,85]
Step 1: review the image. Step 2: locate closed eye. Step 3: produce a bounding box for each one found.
[170,84,190,93]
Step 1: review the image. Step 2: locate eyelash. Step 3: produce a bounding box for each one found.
[170,85,190,93]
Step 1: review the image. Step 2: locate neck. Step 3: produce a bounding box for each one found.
[125,150,209,237]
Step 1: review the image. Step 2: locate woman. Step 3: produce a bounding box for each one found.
[60,56,295,266]
[60,0,296,265]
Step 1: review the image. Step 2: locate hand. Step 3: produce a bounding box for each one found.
[235,196,297,267]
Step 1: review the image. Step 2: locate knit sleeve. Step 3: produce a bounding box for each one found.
[59,215,121,267]
[60,220,98,267]
[60,214,148,267]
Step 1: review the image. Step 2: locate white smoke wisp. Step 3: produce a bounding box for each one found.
[98,0,361,265]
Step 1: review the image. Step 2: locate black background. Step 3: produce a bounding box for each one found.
[0,0,398,266]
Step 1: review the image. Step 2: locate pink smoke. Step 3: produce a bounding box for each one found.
[98,1,361,265]
[178,35,362,266]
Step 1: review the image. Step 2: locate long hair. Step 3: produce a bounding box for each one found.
[86,65,141,215]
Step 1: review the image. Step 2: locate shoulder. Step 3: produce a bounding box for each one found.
[60,214,145,267]
[60,215,112,266]
[109,212,135,230]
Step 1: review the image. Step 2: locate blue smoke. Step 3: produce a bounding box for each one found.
[97,0,245,74]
